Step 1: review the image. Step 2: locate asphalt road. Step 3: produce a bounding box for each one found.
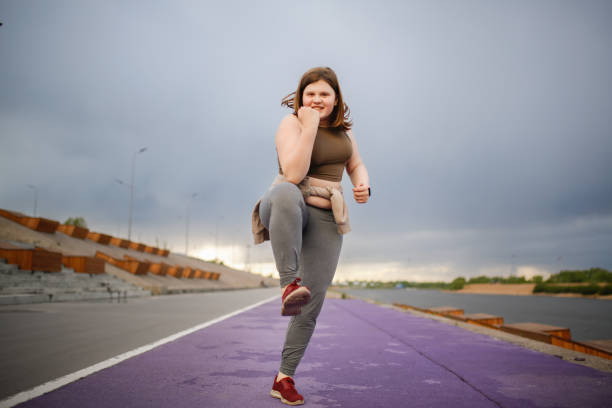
[0,288,279,400]
[10,298,612,408]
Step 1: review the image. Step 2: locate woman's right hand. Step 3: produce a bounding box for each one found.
[297,106,320,129]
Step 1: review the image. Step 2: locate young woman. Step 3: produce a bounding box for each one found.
[252,66,370,405]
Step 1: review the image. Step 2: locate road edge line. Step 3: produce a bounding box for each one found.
[0,294,279,408]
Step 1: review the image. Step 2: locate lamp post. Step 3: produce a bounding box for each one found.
[128,147,147,241]
[185,193,198,256]
[113,178,130,235]
[26,184,38,217]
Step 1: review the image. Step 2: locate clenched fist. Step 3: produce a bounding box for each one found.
[297,106,320,129]
[352,184,370,204]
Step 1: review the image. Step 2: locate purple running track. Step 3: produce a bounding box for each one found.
[14,298,612,408]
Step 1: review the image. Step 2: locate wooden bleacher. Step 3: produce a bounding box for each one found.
[57,224,89,239]
[148,262,170,276]
[87,232,112,245]
[110,237,130,249]
[122,255,218,280]
[168,266,184,278]
[501,322,572,341]
[0,243,62,272]
[128,241,146,252]
[0,209,59,234]
[62,255,105,274]
[124,255,169,277]
[181,267,195,279]
[95,251,149,275]
[428,306,464,317]
[457,313,504,326]
[394,302,612,360]
[0,208,221,282]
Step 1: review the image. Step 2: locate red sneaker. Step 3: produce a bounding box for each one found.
[270,375,304,405]
[281,278,311,316]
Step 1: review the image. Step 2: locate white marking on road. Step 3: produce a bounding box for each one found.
[0,294,279,408]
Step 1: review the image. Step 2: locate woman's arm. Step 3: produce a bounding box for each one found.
[275,107,320,184]
[345,129,370,204]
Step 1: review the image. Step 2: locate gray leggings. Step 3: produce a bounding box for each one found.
[259,182,343,376]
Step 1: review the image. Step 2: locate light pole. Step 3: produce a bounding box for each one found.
[185,193,198,256]
[26,184,38,217]
[128,147,147,241]
[113,178,130,236]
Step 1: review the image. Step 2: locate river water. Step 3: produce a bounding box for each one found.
[336,288,612,341]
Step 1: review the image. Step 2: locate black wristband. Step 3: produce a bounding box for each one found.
[368,187,371,197]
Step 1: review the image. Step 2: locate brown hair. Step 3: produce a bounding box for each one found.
[281,67,352,131]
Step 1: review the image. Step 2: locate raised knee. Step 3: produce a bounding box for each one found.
[269,182,304,211]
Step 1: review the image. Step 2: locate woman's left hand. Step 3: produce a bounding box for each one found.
[352,184,370,204]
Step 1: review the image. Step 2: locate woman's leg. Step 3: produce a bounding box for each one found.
[279,206,343,376]
[259,182,309,288]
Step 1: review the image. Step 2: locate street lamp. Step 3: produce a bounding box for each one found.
[128,147,147,241]
[113,178,130,235]
[26,184,38,217]
[185,193,198,256]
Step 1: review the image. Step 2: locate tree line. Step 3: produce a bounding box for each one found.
[343,268,612,295]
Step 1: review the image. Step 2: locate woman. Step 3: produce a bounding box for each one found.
[252,66,370,406]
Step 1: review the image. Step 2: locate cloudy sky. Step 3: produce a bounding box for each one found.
[1,1,611,282]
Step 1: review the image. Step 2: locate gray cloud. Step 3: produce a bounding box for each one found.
[1,0,611,280]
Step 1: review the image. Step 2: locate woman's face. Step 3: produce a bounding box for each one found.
[302,79,337,123]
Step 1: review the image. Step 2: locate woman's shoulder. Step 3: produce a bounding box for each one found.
[280,113,299,125]
[277,113,300,133]
[276,113,301,142]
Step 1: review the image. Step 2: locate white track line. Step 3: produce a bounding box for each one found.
[0,294,279,408]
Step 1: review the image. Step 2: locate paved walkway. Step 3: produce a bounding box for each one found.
[9,298,612,407]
